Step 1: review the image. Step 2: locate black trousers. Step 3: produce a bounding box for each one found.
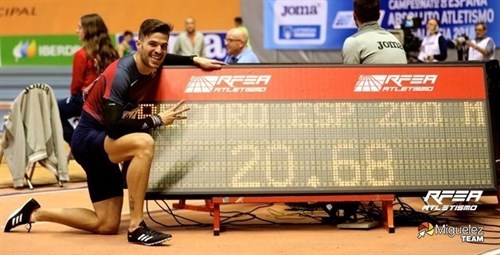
[57,93,83,144]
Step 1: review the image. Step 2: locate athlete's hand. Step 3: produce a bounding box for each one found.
[158,100,190,126]
[193,57,226,70]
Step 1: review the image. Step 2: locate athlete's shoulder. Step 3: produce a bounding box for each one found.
[101,56,133,77]
[117,55,135,67]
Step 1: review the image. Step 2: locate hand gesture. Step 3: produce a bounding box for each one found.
[193,57,226,70]
[158,100,190,126]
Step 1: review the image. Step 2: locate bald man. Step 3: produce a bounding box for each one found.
[224,28,259,64]
[173,17,206,57]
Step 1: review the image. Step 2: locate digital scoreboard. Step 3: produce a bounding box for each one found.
[142,64,496,198]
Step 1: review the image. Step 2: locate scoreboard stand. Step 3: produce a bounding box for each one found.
[211,194,395,236]
[172,199,213,212]
[146,62,499,232]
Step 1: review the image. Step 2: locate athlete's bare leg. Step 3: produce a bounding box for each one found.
[104,132,155,232]
[32,197,123,234]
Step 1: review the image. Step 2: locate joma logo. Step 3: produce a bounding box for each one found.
[281,5,319,17]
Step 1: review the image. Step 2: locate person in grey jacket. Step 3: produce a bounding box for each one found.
[172,17,205,57]
[342,0,407,64]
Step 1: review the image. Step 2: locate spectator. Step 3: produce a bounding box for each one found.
[117,30,135,57]
[342,0,407,64]
[224,28,259,64]
[57,13,119,146]
[466,22,496,61]
[234,16,252,49]
[173,17,205,57]
[338,0,406,223]
[417,18,447,62]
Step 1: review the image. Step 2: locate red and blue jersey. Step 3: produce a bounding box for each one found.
[82,55,159,125]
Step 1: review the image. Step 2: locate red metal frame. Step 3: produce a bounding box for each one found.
[172,199,213,212]
[211,194,395,236]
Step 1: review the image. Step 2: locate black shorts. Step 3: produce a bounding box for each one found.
[71,111,123,203]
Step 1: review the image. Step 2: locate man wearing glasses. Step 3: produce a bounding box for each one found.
[466,22,496,61]
[224,28,259,64]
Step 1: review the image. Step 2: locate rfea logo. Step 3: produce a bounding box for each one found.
[422,190,482,211]
[354,74,438,92]
[184,75,271,93]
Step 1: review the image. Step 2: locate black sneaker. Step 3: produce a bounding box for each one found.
[4,198,40,232]
[127,221,172,246]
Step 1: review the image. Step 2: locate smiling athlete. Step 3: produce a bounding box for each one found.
[4,19,193,246]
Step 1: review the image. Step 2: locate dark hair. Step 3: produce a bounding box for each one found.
[475,21,487,30]
[353,0,380,23]
[138,19,172,40]
[123,30,134,37]
[80,13,118,73]
[234,17,243,25]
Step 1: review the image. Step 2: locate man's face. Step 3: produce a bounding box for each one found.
[137,32,169,70]
[224,32,244,56]
[475,24,486,39]
[426,19,438,34]
[185,18,195,33]
[124,34,133,43]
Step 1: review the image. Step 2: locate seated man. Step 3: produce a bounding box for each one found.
[224,28,259,64]
[342,0,407,64]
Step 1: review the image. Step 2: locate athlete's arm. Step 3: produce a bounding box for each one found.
[103,100,163,139]
[163,54,195,66]
[163,54,225,70]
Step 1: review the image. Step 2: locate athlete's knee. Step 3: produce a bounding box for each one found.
[134,133,154,147]
[96,219,120,235]
[133,133,155,156]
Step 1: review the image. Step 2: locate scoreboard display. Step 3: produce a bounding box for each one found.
[142,64,496,197]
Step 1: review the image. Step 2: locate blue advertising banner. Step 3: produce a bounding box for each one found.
[264,0,500,50]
